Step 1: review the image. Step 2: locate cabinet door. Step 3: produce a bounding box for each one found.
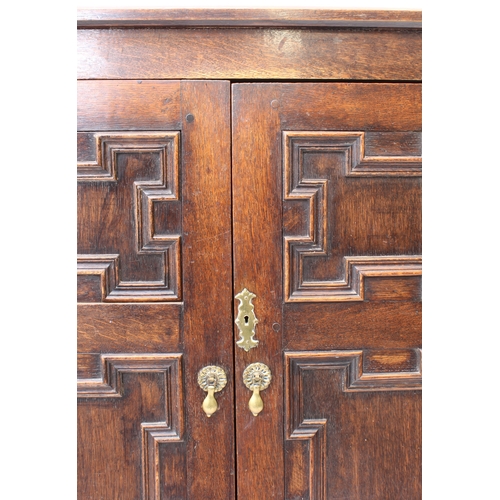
[232,83,422,499]
[77,80,236,499]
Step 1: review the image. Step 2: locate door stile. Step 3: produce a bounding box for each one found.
[232,83,285,499]
[180,80,236,499]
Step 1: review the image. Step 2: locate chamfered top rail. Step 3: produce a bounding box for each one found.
[77,9,422,29]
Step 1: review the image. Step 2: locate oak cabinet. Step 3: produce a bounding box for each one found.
[77,10,422,499]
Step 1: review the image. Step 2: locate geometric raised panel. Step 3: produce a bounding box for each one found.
[77,354,184,500]
[285,350,422,499]
[283,131,422,302]
[77,132,181,301]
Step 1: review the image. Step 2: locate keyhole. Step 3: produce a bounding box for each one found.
[244,316,249,325]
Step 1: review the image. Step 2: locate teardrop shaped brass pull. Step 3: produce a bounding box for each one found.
[243,362,272,416]
[197,365,227,417]
[248,387,264,416]
[202,387,218,417]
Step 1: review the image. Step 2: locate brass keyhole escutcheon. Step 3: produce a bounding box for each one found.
[235,288,259,351]
[197,365,227,417]
[243,362,272,416]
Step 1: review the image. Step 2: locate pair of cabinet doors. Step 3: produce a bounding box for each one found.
[77,79,422,499]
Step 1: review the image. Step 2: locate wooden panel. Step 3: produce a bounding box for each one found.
[77,9,422,28]
[278,83,422,131]
[365,131,422,157]
[77,303,181,353]
[180,80,235,499]
[77,80,235,499]
[77,274,103,302]
[283,131,421,302]
[77,80,181,131]
[232,82,421,496]
[284,302,421,350]
[363,349,420,373]
[78,28,421,80]
[232,83,285,498]
[232,82,421,354]
[158,443,187,498]
[285,351,421,499]
[77,353,101,379]
[364,275,422,302]
[77,132,181,301]
[77,132,96,161]
[77,354,184,500]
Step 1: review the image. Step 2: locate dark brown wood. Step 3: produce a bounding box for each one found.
[77,81,181,131]
[363,349,421,373]
[77,353,101,379]
[232,81,421,498]
[365,132,422,157]
[77,130,182,301]
[77,80,235,499]
[77,304,181,353]
[283,302,421,350]
[78,355,185,499]
[278,83,422,130]
[179,80,235,499]
[232,84,285,498]
[364,275,422,302]
[78,12,422,499]
[285,352,421,499]
[77,9,422,28]
[78,28,421,81]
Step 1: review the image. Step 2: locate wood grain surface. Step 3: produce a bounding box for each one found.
[78,355,185,499]
[77,303,181,353]
[285,351,421,499]
[78,13,422,498]
[78,28,421,81]
[233,81,421,498]
[77,9,421,28]
[77,80,236,499]
[77,80,181,131]
[179,80,235,499]
[232,83,285,499]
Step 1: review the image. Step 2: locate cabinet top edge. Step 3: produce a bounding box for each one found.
[77,9,422,29]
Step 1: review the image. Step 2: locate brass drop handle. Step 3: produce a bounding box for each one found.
[243,362,272,416]
[197,365,227,417]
